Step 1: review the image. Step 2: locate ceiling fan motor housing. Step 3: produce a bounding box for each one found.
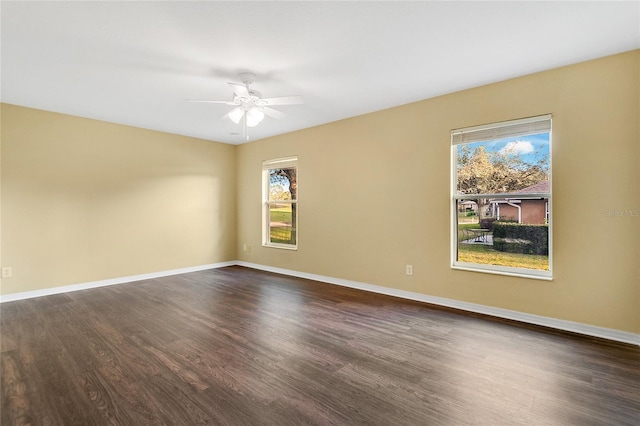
[235,90,264,108]
[238,72,256,85]
[187,71,302,138]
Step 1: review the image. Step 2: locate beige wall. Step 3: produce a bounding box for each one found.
[237,50,640,334]
[1,104,236,295]
[1,51,638,335]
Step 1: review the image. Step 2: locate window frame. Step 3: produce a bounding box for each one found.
[451,115,553,280]
[262,156,298,250]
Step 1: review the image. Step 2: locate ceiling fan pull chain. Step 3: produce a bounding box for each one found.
[244,113,249,141]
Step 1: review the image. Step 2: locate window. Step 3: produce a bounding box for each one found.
[451,115,552,279]
[263,157,298,249]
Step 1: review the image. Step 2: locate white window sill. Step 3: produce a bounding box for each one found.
[263,243,298,251]
[452,263,553,281]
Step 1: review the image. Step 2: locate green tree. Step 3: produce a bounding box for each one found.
[457,144,548,218]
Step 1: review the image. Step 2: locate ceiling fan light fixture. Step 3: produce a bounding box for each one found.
[228,106,244,124]
[246,107,265,128]
[189,72,303,137]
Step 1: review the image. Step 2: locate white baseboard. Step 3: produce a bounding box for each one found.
[0,261,236,303]
[2,260,638,346]
[236,261,640,347]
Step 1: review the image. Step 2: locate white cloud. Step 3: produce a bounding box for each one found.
[499,140,534,155]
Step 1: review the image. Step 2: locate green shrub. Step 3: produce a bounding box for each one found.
[493,222,548,255]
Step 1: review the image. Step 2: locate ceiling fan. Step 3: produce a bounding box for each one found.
[187,72,303,139]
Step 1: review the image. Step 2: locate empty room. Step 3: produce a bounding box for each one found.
[1,2,639,425]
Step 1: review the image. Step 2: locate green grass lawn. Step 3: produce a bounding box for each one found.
[457,222,479,242]
[270,207,291,223]
[457,212,478,224]
[458,239,549,270]
[270,227,293,244]
[269,207,294,244]
[457,223,548,270]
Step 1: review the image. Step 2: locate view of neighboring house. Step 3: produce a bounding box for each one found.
[489,181,550,224]
[458,200,478,213]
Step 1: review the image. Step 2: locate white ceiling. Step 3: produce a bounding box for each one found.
[2,1,639,145]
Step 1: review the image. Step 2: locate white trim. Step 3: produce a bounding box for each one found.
[451,115,553,279]
[452,264,552,280]
[263,242,298,251]
[2,260,637,347]
[263,156,298,249]
[0,261,235,303]
[262,156,298,170]
[236,261,640,347]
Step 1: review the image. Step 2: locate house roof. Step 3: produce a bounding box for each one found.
[2,2,638,144]
[520,181,551,193]
[489,181,550,204]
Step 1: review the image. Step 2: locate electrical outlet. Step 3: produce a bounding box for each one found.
[2,267,12,278]
[243,244,251,252]
[405,265,413,276]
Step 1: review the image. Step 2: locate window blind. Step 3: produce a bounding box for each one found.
[451,114,551,145]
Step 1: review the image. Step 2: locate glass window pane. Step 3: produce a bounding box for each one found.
[269,167,297,201]
[456,133,550,196]
[456,198,549,272]
[453,117,551,277]
[269,203,296,245]
[263,158,298,249]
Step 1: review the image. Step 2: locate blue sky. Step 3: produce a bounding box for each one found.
[458,132,550,165]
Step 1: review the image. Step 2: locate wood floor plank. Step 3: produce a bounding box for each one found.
[1,266,639,425]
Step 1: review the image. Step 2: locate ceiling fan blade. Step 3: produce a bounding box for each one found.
[263,106,285,120]
[186,99,237,105]
[228,82,250,99]
[260,95,303,106]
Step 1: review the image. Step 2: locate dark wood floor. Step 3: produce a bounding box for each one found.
[1,266,639,425]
